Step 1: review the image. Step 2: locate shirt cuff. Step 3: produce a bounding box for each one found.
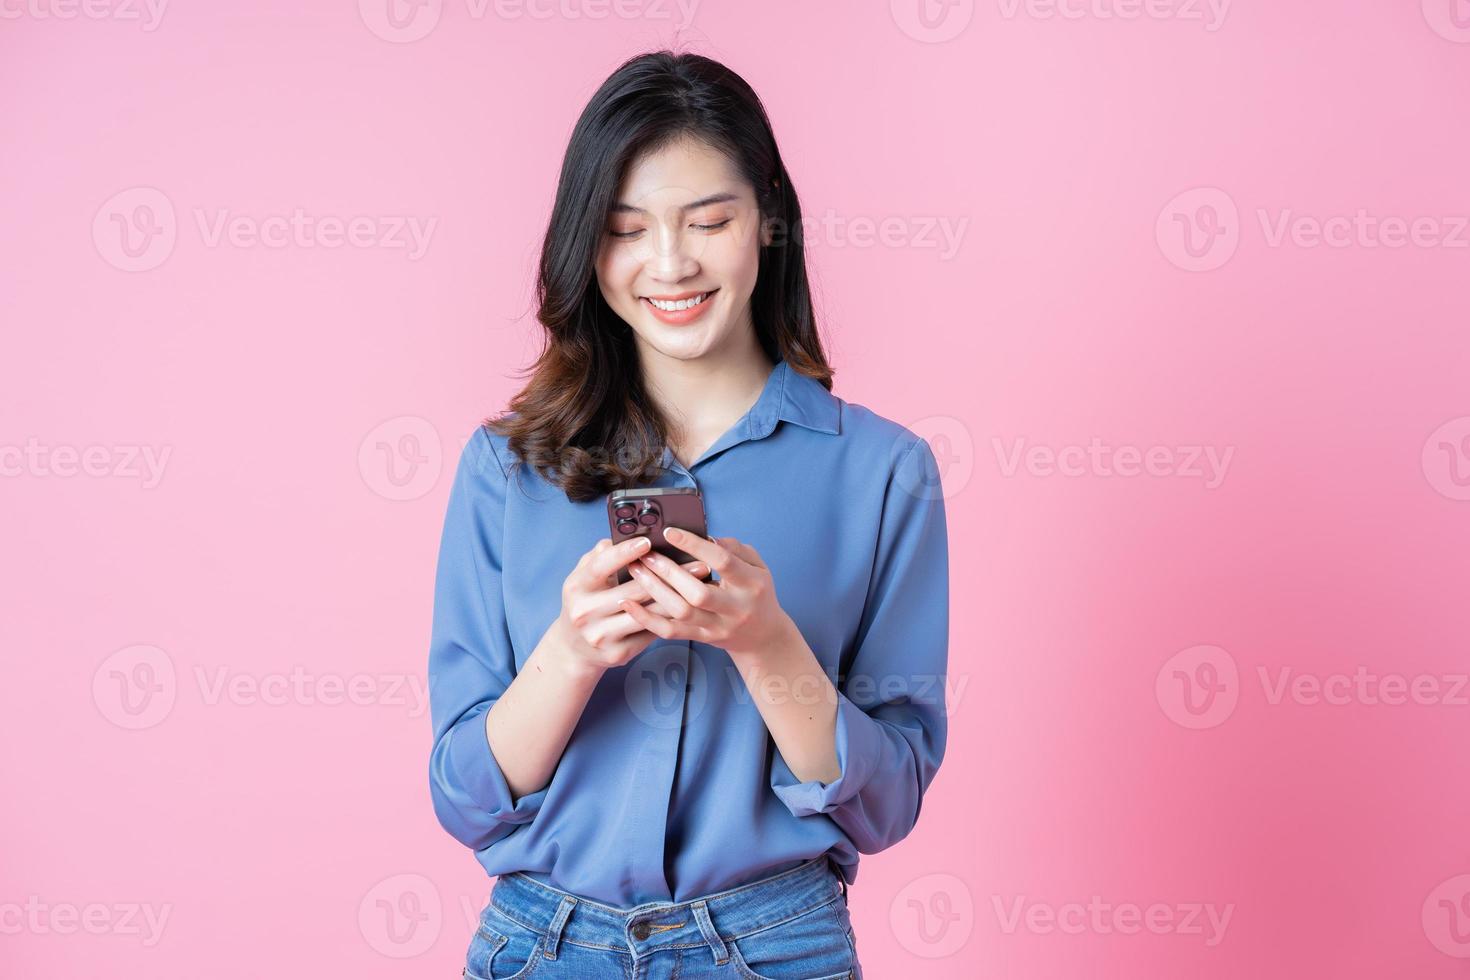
[441,705,549,825]
[770,691,885,818]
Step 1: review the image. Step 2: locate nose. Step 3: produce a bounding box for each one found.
[644,222,700,284]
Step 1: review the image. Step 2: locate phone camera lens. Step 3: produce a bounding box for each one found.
[615,503,635,519]
[617,520,639,535]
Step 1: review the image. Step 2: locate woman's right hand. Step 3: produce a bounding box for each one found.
[549,536,709,678]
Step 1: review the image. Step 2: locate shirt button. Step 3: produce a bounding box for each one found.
[631,922,651,941]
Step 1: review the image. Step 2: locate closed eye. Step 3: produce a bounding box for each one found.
[608,219,732,240]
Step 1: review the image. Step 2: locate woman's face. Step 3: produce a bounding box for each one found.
[595,136,769,363]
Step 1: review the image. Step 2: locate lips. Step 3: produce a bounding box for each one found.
[640,288,718,325]
[642,290,715,311]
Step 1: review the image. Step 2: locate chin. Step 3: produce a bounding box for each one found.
[649,327,724,356]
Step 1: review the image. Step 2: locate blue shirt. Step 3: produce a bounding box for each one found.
[427,357,950,907]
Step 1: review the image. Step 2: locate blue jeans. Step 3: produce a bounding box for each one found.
[463,855,862,979]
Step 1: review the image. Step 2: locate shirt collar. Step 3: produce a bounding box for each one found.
[655,357,841,473]
[748,357,842,440]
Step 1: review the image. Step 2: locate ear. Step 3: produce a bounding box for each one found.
[759,216,775,248]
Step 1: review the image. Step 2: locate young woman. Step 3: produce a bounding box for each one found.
[428,50,950,980]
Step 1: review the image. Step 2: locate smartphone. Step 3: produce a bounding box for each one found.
[607,486,709,585]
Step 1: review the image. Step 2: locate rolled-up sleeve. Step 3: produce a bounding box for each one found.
[427,426,548,851]
[771,435,950,853]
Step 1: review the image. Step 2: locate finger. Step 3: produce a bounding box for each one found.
[588,539,612,581]
[581,536,655,587]
[634,560,711,618]
[718,536,767,570]
[583,561,709,618]
[628,561,718,628]
[591,605,660,645]
[617,596,679,640]
[662,527,747,583]
[636,551,731,613]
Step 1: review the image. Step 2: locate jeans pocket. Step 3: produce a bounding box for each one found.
[464,903,545,980]
[726,900,854,980]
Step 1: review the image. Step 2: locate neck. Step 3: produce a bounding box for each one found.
[638,335,776,457]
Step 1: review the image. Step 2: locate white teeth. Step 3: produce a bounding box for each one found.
[647,292,708,312]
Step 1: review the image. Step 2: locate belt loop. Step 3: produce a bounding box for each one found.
[690,899,729,966]
[540,895,576,961]
[827,856,848,901]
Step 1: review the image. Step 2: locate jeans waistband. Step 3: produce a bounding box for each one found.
[487,856,845,964]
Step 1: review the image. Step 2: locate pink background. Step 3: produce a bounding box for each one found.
[4,1,1469,977]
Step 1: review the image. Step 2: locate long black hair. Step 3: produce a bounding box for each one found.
[486,49,832,503]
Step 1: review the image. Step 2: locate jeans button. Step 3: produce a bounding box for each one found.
[631,922,651,941]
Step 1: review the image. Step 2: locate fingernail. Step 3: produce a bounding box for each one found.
[634,537,650,550]
[665,527,681,540]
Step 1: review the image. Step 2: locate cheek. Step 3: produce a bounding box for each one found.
[705,230,761,287]
[595,247,639,300]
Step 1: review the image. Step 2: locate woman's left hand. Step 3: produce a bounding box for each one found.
[618,527,793,659]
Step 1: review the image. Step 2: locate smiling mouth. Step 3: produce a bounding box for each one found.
[641,290,717,312]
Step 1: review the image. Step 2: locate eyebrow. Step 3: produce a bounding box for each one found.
[609,192,740,215]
